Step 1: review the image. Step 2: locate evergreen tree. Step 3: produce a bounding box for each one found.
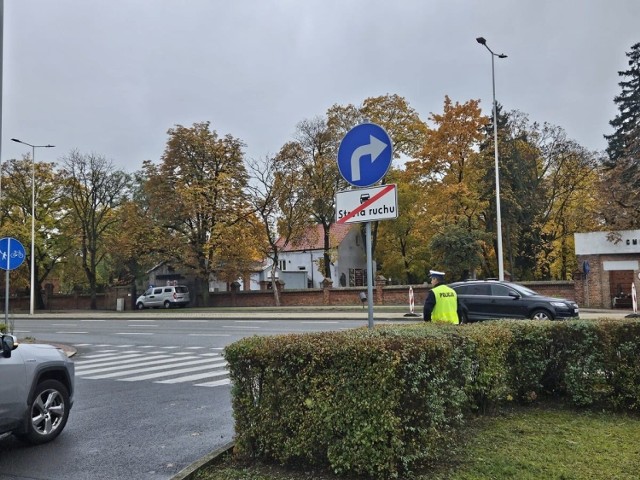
[604,42,640,168]
[601,42,640,228]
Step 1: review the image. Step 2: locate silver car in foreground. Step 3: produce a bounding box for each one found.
[0,333,75,444]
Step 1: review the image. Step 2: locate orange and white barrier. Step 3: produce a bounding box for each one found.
[409,286,415,314]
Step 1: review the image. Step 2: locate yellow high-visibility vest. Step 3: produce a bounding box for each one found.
[431,284,459,324]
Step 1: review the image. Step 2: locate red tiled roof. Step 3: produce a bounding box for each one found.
[276,224,354,252]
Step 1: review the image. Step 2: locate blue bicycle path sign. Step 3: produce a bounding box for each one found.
[337,123,393,187]
[0,237,26,271]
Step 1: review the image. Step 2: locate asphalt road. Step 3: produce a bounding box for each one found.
[0,308,632,479]
[0,312,391,480]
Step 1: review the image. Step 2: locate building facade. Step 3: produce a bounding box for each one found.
[574,229,640,309]
[273,223,369,289]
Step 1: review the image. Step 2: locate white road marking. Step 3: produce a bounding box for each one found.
[221,325,260,329]
[115,332,154,335]
[84,359,227,380]
[187,333,230,337]
[72,344,231,389]
[117,360,228,381]
[76,355,192,375]
[75,353,152,364]
[195,378,231,387]
[156,370,228,384]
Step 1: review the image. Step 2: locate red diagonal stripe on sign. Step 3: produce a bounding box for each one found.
[337,184,395,224]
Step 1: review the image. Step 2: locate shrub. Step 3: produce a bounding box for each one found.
[225,319,640,479]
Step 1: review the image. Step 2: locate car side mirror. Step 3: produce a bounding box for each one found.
[509,292,521,299]
[2,334,16,358]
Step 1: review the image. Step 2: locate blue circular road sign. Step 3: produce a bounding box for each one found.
[337,123,393,187]
[0,237,26,271]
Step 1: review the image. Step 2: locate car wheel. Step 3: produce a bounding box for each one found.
[136,302,145,310]
[459,310,468,324]
[21,379,70,444]
[164,301,171,309]
[530,309,553,321]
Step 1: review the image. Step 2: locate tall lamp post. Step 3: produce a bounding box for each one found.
[476,36,507,281]
[11,138,55,315]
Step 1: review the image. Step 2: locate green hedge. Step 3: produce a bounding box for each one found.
[225,319,640,479]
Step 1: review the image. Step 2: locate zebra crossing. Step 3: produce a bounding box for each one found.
[72,343,231,388]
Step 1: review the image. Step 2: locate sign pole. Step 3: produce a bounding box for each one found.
[366,221,374,329]
[336,123,395,331]
[0,237,27,328]
[4,238,10,325]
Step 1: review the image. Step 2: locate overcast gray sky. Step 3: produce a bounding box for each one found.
[2,0,639,172]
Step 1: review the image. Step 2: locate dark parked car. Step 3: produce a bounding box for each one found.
[1,333,75,444]
[449,280,579,323]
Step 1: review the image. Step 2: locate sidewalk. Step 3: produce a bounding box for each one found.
[7,305,635,320]
[7,305,419,320]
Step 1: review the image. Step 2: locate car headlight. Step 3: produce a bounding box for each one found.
[550,302,568,308]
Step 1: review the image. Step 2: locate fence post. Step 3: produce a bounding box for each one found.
[322,278,333,305]
[375,275,387,305]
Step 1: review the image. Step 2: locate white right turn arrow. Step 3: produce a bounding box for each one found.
[350,135,388,182]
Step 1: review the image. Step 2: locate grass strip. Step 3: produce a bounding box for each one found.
[195,403,640,480]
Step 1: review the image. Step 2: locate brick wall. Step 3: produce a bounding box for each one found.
[1,280,577,312]
[202,280,575,309]
[574,253,640,309]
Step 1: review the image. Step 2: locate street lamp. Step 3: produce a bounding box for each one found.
[11,138,55,315]
[476,36,507,281]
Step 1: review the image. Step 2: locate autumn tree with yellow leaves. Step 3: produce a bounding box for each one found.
[401,96,489,281]
[0,157,74,308]
[141,121,253,306]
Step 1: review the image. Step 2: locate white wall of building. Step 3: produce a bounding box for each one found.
[275,250,323,288]
[335,227,368,286]
[575,230,640,255]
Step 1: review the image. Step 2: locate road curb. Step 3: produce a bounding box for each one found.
[170,441,235,480]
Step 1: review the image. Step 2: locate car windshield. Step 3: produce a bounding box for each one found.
[508,283,539,296]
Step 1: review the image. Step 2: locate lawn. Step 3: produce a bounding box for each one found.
[194,402,640,480]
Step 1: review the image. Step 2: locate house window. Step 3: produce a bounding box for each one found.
[279,260,287,271]
[349,268,367,287]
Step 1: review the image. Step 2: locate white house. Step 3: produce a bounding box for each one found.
[272,223,370,289]
[208,264,263,292]
[207,223,370,291]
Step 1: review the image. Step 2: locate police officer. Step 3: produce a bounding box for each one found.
[423,270,459,324]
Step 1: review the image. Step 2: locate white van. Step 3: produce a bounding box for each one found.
[136,285,190,309]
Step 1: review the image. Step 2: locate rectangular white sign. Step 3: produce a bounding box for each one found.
[335,184,398,224]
